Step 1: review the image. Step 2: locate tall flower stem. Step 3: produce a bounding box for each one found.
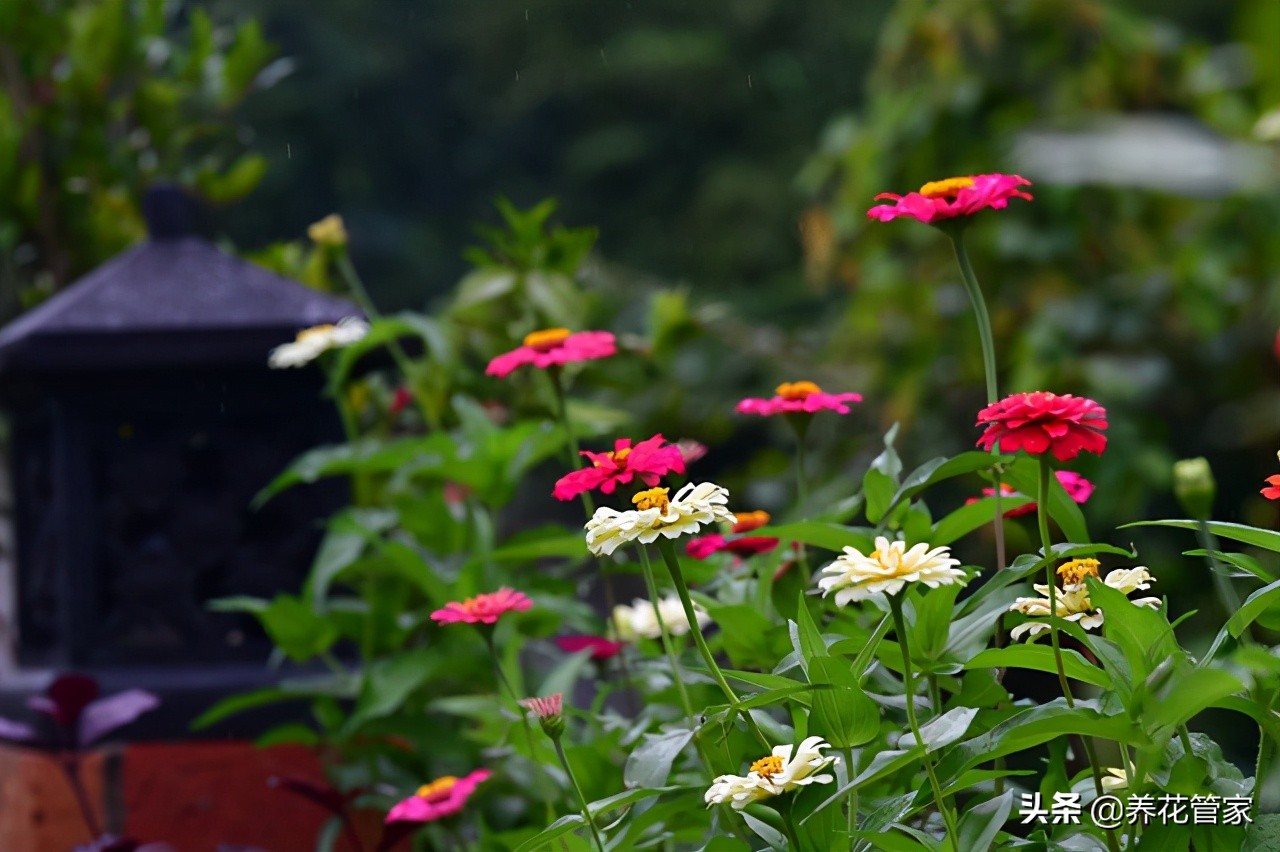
[1035,460,1114,837]
[655,539,769,749]
[887,594,958,841]
[949,233,1007,572]
[483,633,556,824]
[793,430,812,585]
[553,738,607,852]
[335,252,440,429]
[776,797,804,850]
[842,745,858,838]
[637,547,695,722]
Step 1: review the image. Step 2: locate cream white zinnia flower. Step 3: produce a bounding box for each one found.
[584,483,735,557]
[1008,559,1160,641]
[268,317,369,369]
[612,595,710,640]
[817,536,966,605]
[704,736,838,810]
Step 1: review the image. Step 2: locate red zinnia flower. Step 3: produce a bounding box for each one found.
[430,588,532,625]
[867,174,1033,225]
[485,328,616,378]
[966,471,1095,518]
[386,769,491,824]
[976,392,1108,462]
[1263,475,1280,501]
[737,381,862,416]
[555,634,625,661]
[553,434,685,501]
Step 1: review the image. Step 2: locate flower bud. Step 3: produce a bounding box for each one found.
[520,693,565,740]
[1173,457,1216,520]
[307,213,348,247]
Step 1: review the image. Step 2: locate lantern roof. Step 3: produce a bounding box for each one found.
[0,187,360,373]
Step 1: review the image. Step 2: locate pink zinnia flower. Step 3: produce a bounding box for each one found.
[736,381,862,417]
[430,588,532,625]
[675,439,708,465]
[1263,475,1280,501]
[966,471,1095,518]
[976,392,1108,462]
[519,693,563,721]
[485,328,616,378]
[386,769,491,824]
[553,434,685,501]
[555,635,625,661]
[867,174,1033,225]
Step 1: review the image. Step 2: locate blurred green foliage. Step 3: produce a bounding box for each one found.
[0,0,284,314]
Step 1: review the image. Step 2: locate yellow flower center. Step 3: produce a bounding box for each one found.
[416,776,459,801]
[775,381,822,400]
[522,327,572,352]
[296,324,336,342]
[919,176,975,198]
[595,446,632,468]
[1057,558,1101,586]
[632,487,670,513]
[750,755,784,779]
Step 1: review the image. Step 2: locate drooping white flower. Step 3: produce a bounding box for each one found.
[268,317,369,368]
[816,536,966,605]
[1008,563,1160,641]
[611,595,709,640]
[584,482,735,557]
[704,736,838,810]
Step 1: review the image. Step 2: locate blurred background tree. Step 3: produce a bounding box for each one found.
[0,0,286,316]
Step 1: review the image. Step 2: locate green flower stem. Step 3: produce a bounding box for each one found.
[1035,459,1075,710]
[1255,689,1274,819]
[483,633,557,824]
[843,745,858,838]
[1194,519,1244,623]
[1035,460,1115,847]
[887,594,958,841]
[655,539,770,749]
[949,233,1007,573]
[335,251,440,430]
[794,434,812,586]
[553,738,607,852]
[637,547,696,722]
[777,797,804,850]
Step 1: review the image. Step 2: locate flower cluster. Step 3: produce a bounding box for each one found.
[1008,559,1161,641]
[486,328,616,378]
[818,537,967,605]
[704,737,838,810]
[585,483,735,557]
[268,317,369,369]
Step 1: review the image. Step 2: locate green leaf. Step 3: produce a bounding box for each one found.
[1124,519,1280,554]
[624,729,695,789]
[808,656,880,748]
[912,584,961,662]
[258,594,338,662]
[906,706,978,751]
[757,521,875,554]
[956,791,1014,852]
[1145,666,1243,733]
[863,466,897,525]
[965,645,1111,689]
[190,687,297,731]
[952,701,1143,771]
[344,646,441,733]
[931,495,1032,546]
[1002,457,1089,544]
[1228,578,1280,639]
[1085,576,1178,684]
[513,814,586,852]
[888,452,1012,515]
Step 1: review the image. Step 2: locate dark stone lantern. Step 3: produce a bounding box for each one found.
[0,189,356,732]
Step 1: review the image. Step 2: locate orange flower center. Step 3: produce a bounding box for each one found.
[416,776,459,801]
[522,327,572,352]
[775,381,822,400]
[296,324,336,342]
[750,755,784,779]
[733,510,771,533]
[1057,558,1100,586]
[919,176,975,198]
[632,487,670,512]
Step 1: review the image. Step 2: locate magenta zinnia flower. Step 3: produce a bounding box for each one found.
[867,174,1032,225]
[736,381,862,417]
[555,634,625,660]
[553,434,685,501]
[976,392,1108,462]
[686,533,779,560]
[386,769,491,824]
[966,471,1094,518]
[485,328,616,378]
[430,588,533,625]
